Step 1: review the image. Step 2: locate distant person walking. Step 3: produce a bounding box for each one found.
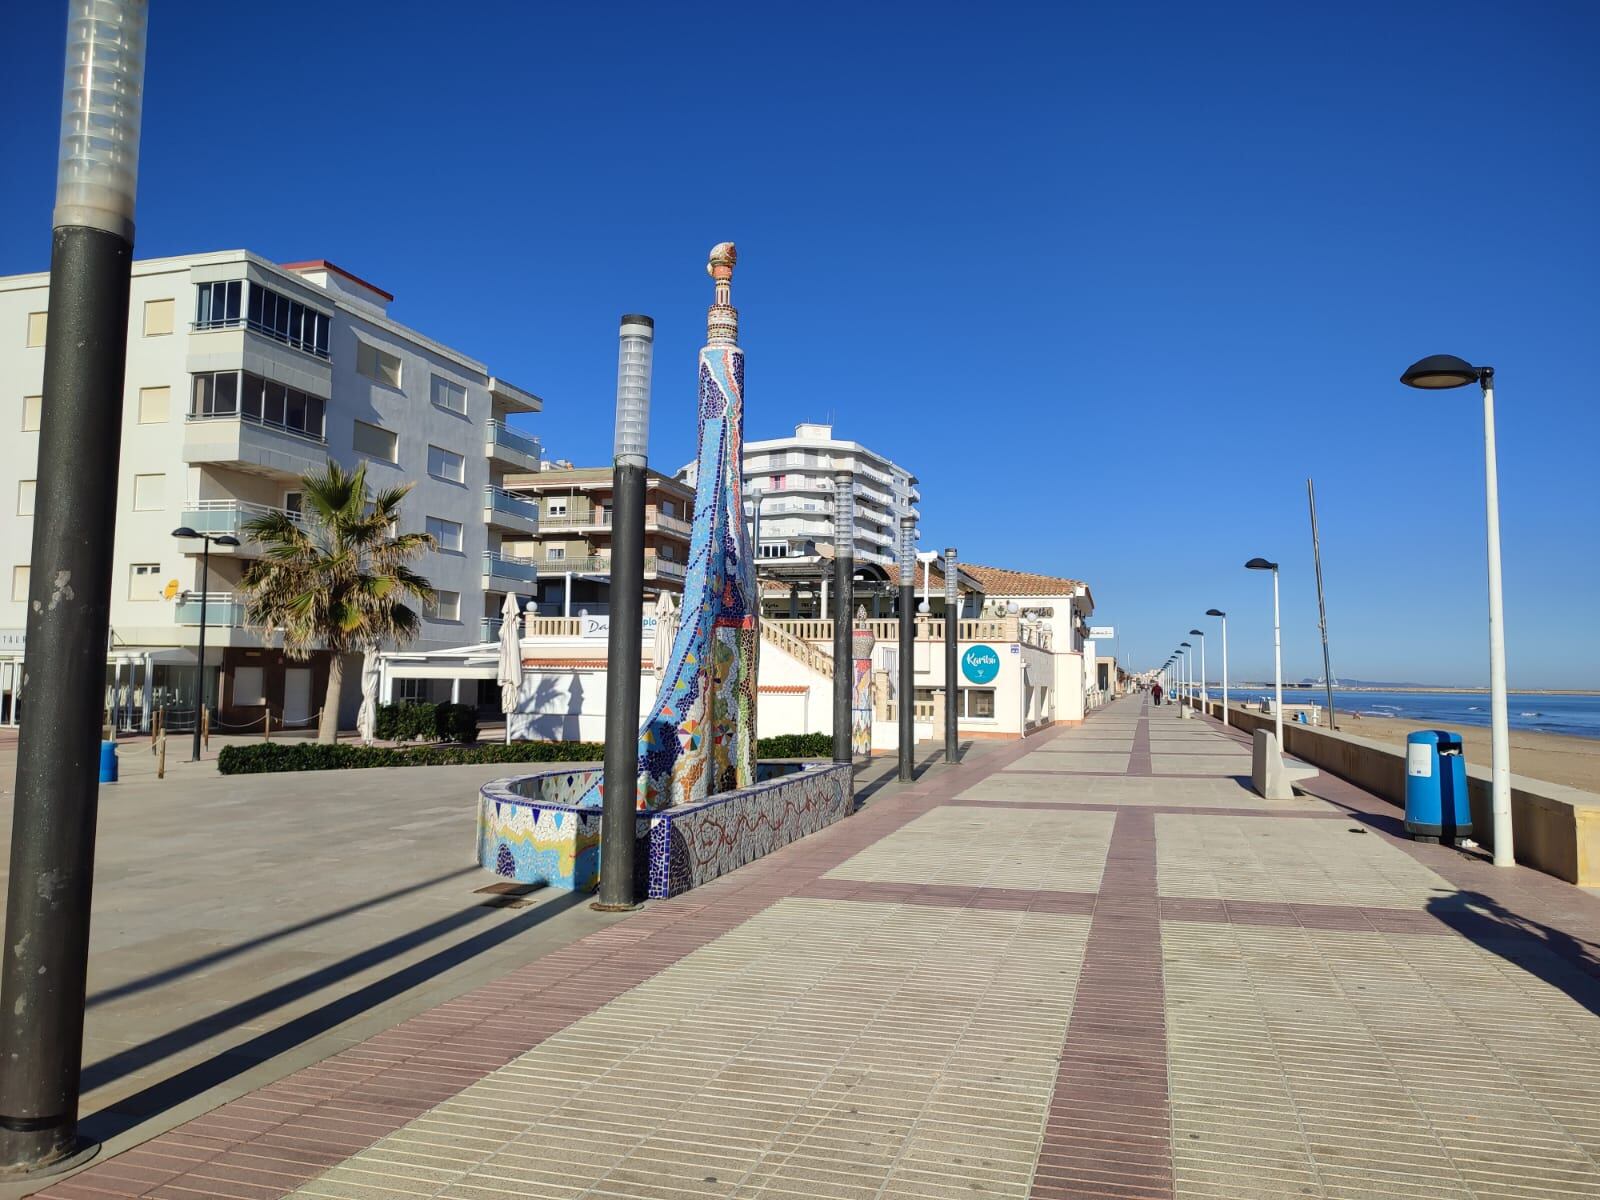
[1151,681,1164,705]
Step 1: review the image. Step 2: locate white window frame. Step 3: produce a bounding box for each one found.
[137,385,171,424]
[17,480,35,516]
[22,395,41,432]
[546,546,566,562]
[430,374,467,414]
[427,444,465,484]
[356,340,402,387]
[425,515,463,553]
[132,473,165,511]
[427,589,461,621]
[143,298,175,337]
[128,563,163,601]
[352,419,398,464]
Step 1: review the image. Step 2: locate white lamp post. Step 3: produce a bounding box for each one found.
[1178,643,1190,710]
[1400,354,1513,867]
[1245,558,1282,749]
[1189,628,1206,710]
[1207,609,1229,728]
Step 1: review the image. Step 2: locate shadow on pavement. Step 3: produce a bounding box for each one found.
[80,888,586,1140]
[1427,890,1600,1020]
[88,865,481,1010]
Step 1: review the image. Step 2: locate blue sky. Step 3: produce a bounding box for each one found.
[3,1,1596,687]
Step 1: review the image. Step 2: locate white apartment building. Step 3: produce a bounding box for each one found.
[0,251,543,731]
[680,421,920,573]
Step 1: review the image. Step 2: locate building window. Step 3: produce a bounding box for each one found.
[232,372,326,440]
[546,546,566,562]
[546,498,568,517]
[659,543,674,561]
[284,490,303,515]
[17,480,35,516]
[352,419,398,464]
[245,284,330,358]
[137,385,170,424]
[356,340,402,387]
[26,312,46,348]
[190,370,239,418]
[22,395,41,432]
[430,375,466,414]
[11,565,29,602]
[427,589,461,621]
[427,444,465,483]
[661,499,676,517]
[425,515,463,552]
[132,473,165,511]
[194,280,242,329]
[232,665,265,706]
[960,688,996,719]
[143,298,174,337]
[397,677,429,703]
[759,542,789,559]
[129,562,163,601]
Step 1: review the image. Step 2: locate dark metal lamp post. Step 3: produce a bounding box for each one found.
[171,528,240,761]
[0,1,149,1174]
[1244,557,1282,748]
[944,548,959,763]
[596,314,654,911]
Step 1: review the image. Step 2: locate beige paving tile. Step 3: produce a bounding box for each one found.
[825,806,1114,890]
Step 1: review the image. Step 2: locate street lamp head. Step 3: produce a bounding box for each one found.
[1180,641,1190,648]
[1245,557,1277,571]
[1206,608,1225,617]
[171,526,199,539]
[613,314,655,466]
[1189,628,1203,636]
[214,535,241,548]
[1399,354,1485,390]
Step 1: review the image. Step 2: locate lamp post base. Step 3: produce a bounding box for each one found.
[0,1137,99,1181]
[590,900,642,913]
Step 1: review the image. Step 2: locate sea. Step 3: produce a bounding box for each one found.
[1224,688,1600,740]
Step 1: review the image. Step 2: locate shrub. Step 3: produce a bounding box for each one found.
[216,730,833,775]
[373,702,478,744]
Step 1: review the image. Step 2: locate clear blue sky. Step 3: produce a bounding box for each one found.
[3,1,1596,687]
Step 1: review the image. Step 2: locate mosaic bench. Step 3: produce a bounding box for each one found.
[477,760,854,899]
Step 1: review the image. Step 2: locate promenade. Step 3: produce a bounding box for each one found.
[33,696,1600,1200]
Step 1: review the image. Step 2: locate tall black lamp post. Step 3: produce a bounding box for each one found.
[897,515,916,782]
[944,548,959,763]
[171,528,240,761]
[596,315,654,911]
[0,1,149,1174]
[831,470,854,765]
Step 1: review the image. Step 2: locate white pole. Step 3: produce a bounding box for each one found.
[1482,376,1513,867]
[1220,614,1230,729]
[1272,567,1283,749]
[1198,633,1206,707]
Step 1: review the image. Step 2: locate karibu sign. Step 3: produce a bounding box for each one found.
[961,644,1001,685]
[1088,626,1115,640]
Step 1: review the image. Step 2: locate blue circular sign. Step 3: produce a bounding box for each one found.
[961,644,1001,685]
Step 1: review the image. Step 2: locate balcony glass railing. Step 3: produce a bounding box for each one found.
[480,615,505,641]
[180,499,303,539]
[173,592,244,627]
[483,486,539,526]
[482,550,539,584]
[486,419,542,462]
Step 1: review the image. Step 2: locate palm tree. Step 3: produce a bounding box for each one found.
[240,461,434,743]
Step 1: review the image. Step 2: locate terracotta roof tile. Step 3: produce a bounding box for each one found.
[961,563,1087,597]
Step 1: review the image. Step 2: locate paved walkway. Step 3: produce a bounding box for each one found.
[35,698,1600,1199]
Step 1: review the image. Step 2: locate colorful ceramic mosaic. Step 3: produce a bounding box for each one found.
[852,623,876,759]
[478,762,854,897]
[577,242,758,812]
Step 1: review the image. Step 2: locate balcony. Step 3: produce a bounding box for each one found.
[173,591,244,627]
[648,556,686,582]
[536,555,685,583]
[479,615,507,642]
[178,499,303,549]
[485,419,542,472]
[483,485,539,534]
[184,413,326,480]
[482,550,539,590]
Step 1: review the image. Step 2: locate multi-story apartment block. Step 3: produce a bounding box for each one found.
[0,251,544,730]
[680,422,920,570]
[503,465,694,616]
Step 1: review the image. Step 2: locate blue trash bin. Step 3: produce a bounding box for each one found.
[1404,730,1469,843]
[99,739,119,784]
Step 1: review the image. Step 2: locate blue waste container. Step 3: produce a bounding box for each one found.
[1404,730,1469,842]
[99,739,119,784]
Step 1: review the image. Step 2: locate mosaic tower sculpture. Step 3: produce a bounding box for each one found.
[582,243,758,810]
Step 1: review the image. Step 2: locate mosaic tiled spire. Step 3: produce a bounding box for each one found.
[583,243,758,811]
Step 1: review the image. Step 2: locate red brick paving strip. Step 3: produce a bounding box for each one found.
[1127,708,1153,776]
[1030,806,1173,1200]
[38,731,1058,1199]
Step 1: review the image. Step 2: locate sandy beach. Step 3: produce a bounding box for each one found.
[1330,713,1600,793]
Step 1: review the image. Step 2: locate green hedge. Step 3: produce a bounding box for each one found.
[373,702,478,744]
[216,731,834,776]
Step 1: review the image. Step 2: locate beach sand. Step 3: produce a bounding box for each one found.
[1331,713,1600,793]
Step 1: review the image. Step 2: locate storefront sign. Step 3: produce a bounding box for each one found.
[961,644,1001,684]
[1089,626,1115,640]
[581,614,659,640]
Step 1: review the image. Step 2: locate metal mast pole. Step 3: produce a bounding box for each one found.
[1307,478,1337,730]
[944,548,959,763]
[897,517,915,782]
[831,471,854,764]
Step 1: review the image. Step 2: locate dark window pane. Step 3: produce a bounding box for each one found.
[263,381,286,426]
[240,372,263,419]
[275,296,289,338]
[285,388,307,432]
[224,280,241,322]
[248,283,262,326]
[213,371,238,414]
[192,373,211,415]
[304,394,325,438]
